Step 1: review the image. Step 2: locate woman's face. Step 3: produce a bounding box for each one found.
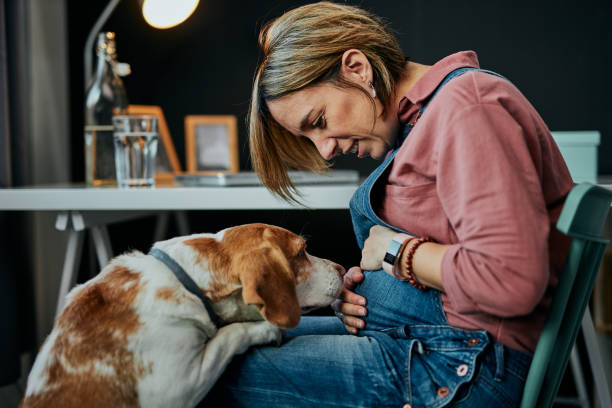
[267,82,399,160]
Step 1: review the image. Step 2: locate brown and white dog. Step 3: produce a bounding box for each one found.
[21,223,345,408]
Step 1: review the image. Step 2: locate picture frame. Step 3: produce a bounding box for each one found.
[127,105,182,183]
[184,115,239,173]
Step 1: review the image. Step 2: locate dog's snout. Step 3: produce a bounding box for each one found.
[333,263,346,276]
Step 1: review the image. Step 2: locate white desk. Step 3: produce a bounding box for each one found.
[0,184,357,210]
[0,183,358,316]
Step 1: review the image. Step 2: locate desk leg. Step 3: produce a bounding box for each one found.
[153,211,189,243]
[90,225,112,268]
[55,230,84,319]
[175,211,189,236]
[153,213,169,242]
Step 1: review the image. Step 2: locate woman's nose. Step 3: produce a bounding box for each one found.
[313,137,337,160]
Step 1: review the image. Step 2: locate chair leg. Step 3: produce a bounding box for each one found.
[553,347,591,408]
[581,309,612,408]
[572,346,591,408]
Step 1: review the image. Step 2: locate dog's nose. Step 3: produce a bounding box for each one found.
[334,263,346,276]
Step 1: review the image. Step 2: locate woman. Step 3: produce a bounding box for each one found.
[203,2,573,407]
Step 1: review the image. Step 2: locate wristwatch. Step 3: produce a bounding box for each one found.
[382,233,411,274]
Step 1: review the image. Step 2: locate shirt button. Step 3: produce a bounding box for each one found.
[437,386,450,397]
[457,364,469,376]
[467,338,480,346]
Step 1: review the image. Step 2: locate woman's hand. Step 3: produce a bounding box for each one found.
[361,225,397,271]
[331,266,367,334]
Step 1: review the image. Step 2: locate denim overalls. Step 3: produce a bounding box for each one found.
[348,67,532,407]
[204,68,533,408]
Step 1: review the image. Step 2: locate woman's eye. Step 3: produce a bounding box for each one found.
[313,115,324,128]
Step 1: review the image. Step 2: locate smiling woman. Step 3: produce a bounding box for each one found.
[248,1,407,202]
[266,69,399,162]
[203,1,576,407]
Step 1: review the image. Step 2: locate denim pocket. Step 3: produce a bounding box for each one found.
[451,348,528,408]
[400,325,490,408]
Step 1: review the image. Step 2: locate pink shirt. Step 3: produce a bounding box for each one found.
[377,51,574,353]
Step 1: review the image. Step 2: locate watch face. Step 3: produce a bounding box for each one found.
[384,252,397,265]
[383,239,403,266]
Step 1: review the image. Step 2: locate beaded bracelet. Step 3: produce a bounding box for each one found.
[397,237,433,290]
[391,239,414,282]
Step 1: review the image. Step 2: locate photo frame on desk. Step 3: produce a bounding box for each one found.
[127,105,182,183]
[185,115,239,173]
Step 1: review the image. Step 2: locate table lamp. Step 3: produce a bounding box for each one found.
[84,0,200,88]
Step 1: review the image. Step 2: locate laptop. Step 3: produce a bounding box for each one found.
[175,169,360,187]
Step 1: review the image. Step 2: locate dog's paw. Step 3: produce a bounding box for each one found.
[246,321,283,347]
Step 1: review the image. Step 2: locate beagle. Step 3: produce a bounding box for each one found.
[21,223,345,408]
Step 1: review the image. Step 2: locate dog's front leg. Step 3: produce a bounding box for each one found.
[191,321,282,406]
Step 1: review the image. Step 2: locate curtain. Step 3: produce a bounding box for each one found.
[0,0,35,386]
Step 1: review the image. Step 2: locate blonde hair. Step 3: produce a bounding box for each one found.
[249,1,406,202]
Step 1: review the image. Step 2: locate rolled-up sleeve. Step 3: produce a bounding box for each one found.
[438,103,550,318]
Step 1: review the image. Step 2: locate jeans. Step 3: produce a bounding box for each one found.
[202,273,532,408]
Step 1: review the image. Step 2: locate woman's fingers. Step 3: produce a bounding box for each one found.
[337,266,367,334]
[341,286,366,306]
[343,315,365,334]
[344,266,364,290]
[338,288,367,333]
[340,299,367,318]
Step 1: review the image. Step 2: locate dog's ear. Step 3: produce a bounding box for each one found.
[238,245,300,329]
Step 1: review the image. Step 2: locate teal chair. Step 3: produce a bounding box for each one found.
[520,183,612,408]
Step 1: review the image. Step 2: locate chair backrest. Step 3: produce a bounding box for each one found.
[520,183,612,408]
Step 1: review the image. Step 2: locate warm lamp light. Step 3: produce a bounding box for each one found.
[84,0,199,88]
[141,0,200,29]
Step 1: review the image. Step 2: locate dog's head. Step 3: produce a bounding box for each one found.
[159,223,344,329]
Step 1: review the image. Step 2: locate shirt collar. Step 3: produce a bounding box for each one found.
[398,51,481,124]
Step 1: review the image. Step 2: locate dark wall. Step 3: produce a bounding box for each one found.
[65,0,611,265]
[67,0,612,179]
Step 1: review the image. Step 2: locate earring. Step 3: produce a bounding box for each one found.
[368,81,376,98]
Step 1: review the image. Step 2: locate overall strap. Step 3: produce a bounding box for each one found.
[349,66,507,246]
[399,67,507,144]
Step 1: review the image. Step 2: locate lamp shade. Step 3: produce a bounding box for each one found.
[141,0,199,29]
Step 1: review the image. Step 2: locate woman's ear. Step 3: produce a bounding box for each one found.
[238,245,301,329]
[340,49,372,85]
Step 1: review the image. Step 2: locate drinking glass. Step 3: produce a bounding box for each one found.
[112,115,159,188]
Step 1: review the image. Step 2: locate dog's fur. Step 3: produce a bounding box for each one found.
[21,223,344,408]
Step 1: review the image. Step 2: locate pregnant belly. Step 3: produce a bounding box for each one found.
[354,270,447,331]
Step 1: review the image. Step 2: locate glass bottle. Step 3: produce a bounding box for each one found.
[84,32,128,186]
